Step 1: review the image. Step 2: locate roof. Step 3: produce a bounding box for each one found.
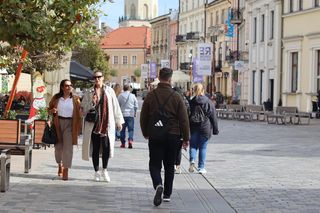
[69,61,93,81]
[100,26,151,49]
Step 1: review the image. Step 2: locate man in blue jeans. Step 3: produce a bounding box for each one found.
[118,84,138,148]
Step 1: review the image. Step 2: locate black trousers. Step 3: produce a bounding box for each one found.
[148,134,180,197]
[91,132,110,172]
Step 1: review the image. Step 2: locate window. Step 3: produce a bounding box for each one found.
[291,52,298,92]
[252,70,256,104]
[210,13,213,26]
[270,11,274,39]
[131,56,137,64]
[316,0,320,7]
[192,0,194,9]
[186,0,188,11]
[289,0,294,12]
[123,56,128,65]
[190,22,193,32]
[317,50,320,91]
[253,17,257,43]
[261,14,265,42]
[299,0,303,10]
[195,20,199,32]
[113,56,118,64]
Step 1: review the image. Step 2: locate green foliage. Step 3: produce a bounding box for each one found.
[0,0,111,73]
[110,68,118,77]
[37,107,48,120]
[134,68,141,78]
[72,39,109,78]
[7,110,17,120]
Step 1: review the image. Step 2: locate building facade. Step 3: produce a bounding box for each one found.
[177,0,206,90]
[247,0,282,107]
[282,0,320,112]
[101,26,151,86]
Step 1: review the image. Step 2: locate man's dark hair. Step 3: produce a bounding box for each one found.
[123,84,130,91]
[159,67,173,81]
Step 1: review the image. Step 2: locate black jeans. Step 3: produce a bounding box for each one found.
[148,134,180,197]
[91,132,110,172]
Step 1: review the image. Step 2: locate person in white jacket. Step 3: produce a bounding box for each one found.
[81,71,124,182]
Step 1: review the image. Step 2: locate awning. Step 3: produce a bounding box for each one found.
[69,61,93,81]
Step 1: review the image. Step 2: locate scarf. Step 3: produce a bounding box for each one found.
[93,87,109,136]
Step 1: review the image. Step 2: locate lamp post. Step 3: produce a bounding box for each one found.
[189,48,193,93]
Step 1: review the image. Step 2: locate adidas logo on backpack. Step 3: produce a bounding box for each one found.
[154,120,163,127]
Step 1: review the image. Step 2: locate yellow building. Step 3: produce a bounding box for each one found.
[282,0,320,112]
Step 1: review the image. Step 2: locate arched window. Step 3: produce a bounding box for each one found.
[130,4,136,19]
[143,4,149,20]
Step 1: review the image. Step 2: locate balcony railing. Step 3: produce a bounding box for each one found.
[180,62,191,70]
[186,32,200,40]
[175,35,186,43]
[230,9,243,25]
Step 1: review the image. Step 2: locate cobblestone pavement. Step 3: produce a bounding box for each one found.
[1,97,320,213]
[205,118,320,213]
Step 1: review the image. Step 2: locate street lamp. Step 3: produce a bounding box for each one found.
[188,48,193,92]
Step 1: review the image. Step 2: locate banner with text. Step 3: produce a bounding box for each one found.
[160,60,170,69]
[192,58,203,83]
[197,43,213,76]
[141,64,148,79]
[149,62,157,79]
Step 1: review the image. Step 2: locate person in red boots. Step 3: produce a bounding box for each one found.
[118,84,138,149]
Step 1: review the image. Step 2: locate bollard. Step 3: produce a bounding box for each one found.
[0,149,11,192]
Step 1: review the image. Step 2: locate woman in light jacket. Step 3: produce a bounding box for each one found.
[81,71,124,182]
[48,79,82,181]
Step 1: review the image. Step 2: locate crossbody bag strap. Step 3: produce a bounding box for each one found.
[121,93,131,109]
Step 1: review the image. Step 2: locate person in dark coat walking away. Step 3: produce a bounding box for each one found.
[188,83,219,174]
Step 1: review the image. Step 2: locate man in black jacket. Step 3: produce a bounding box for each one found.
[140,68,190,206]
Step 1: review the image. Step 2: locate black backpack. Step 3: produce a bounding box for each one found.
[190,104,207,124]
[148,90,175,141]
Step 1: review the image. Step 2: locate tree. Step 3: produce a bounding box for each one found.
[109,68,118,77]
[134,68,141,78]
[0,0,111,73]
[72,39,109,78]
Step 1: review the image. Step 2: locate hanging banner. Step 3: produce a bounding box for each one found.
[192,58,203,83]
[141,64,148,79]
[197,43,213,76]
[160,59,170,69]
[149,62,157,79]
[225,9,234,38]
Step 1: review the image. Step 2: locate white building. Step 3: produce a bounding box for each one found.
[247,0,282,107]
[177,0,206,90]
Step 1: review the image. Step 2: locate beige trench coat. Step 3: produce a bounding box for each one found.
[81,85,124,161]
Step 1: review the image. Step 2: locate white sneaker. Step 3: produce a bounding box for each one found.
[94,171,100,182]
[198,168,207,174]
[101,169,110,182]
[175,165,181,174]
[189,162,195,173]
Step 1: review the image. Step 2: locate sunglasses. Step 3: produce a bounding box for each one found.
[64,84,73,88]
[93,76,103,79]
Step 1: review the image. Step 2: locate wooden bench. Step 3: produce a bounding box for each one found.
[0,119,32,173]
[266,106,310,125]
[219,105,244,119]
[33,120,47,149]
[0,149,10,192]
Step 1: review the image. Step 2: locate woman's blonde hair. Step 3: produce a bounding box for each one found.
[193,83,205,96]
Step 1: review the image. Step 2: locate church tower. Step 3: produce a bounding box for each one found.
[119,0,158,27]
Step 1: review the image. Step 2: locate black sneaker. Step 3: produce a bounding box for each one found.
[163,195,170,202]
[153,185,163,206]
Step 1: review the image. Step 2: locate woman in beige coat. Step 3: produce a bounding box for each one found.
[81,71,124,182]
[48,79,82,181]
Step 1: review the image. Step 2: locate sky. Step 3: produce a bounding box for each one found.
[99,0,179,29]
